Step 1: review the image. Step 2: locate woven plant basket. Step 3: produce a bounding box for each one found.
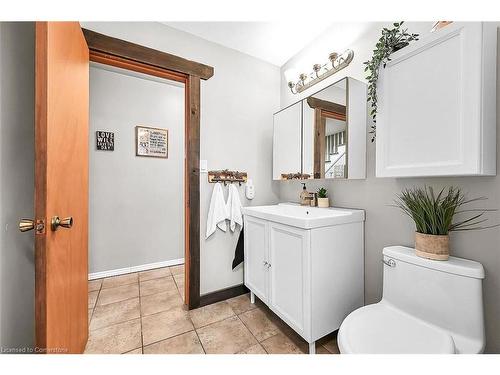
[415,232,449,261]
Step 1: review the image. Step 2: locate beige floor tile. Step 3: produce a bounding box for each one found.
[140,290,184,316]
[90,298,140,331]
[238,343,267,354]
[144,331,204,354]
[238,308,280,342]
[226,293,257,315]
[88,308,93,325]
[173,273,184,288]
[317,345,332,354]
[88,291,99,309]
[260,332,304,354]
[97,283,139,306]
[140,276,177,297]
[141,307,194,346]
[169,264,184,276]
[267,310,309,353]
[321,337,340,354]
[139,267,171,282]
[189,301,235,329]
[85,319,142,354]
[102,273,138,289]
[178,287,185,302]
[173,273,185,302]
[123,348,143,354]
[88,279,102,292]
[196,316,257,354]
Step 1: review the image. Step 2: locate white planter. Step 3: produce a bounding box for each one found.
[317,198,329,208]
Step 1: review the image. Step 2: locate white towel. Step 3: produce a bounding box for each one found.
[226,184,243,232]
[206,183,228,238]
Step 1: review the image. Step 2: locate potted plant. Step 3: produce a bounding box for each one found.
[317,187,329,208]
[394,186,495,260]
[364,22,419,142]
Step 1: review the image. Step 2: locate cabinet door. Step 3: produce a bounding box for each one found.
[376,22,496,177]
[244,216,269,303]
[273,101,302,180]
[268,223,311,338]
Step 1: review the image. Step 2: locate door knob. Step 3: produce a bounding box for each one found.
[19,218,35,232]
[51,216,73,231]
[19,218,45,233]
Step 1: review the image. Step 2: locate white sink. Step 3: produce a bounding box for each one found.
[242,203,365,229]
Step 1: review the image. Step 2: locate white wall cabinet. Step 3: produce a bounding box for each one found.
[244,215,364,353]
[376,22,497,177]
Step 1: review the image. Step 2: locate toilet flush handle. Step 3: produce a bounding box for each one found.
[382,258,396,268]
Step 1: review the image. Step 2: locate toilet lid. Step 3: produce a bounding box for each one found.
[338,302,456,354]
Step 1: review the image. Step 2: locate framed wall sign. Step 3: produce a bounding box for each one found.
[96,131,114,151]
[135,126,169,158]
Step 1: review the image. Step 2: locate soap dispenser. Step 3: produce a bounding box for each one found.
[300,183,310,206]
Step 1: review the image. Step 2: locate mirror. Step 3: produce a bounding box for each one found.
[272,101,302,180]
[273,77,366,180]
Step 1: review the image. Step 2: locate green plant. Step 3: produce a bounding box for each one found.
[364,22,419,142]
[393,186,496,235]
[318,187,328,198]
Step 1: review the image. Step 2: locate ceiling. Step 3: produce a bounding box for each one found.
[162,22,337,66]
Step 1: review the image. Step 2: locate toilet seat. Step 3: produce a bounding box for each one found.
[338,302,456,354]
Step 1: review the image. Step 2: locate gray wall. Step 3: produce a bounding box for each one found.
[278,23,500,353]
[89,65,185,273]
[0,22,35,350]
[81,22,281,294]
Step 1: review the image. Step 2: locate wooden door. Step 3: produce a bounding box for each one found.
[35,22,89,353]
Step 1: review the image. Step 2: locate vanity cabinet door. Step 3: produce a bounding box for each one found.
[244,216,269,303]
[376,22,496,177]
[268,223,311,339]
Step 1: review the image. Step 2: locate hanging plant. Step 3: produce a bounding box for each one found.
[364,22,419,142]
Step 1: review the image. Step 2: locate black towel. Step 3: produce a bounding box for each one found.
[232,230,244,270]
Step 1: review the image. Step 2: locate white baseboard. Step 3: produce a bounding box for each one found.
[88,258,184,280]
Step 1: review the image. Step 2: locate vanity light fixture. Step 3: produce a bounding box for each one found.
[287,49,354,94]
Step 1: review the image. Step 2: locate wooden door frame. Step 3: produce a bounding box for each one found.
[82,29,214,309]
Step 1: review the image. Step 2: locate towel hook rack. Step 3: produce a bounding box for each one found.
[208,169,248,185]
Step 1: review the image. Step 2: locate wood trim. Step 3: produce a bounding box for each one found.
[306,96,346,115]
[186,75,201,309]
[88,41,207,311]
[313,108,347,179]
[313,108,326,179]
[83,28,214,80]
[322,110,346,121]
[199,284,249,307]
[35,21,48,350]
[90,50,187,83]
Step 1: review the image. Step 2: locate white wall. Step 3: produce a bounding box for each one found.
[81,22,281,294]
[277,22,500,353]
[89,64,185,274]
[0,22,35,351]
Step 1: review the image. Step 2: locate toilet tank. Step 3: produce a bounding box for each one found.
[382,246,485,353]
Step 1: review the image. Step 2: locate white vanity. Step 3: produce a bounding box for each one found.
[242,203,365,354]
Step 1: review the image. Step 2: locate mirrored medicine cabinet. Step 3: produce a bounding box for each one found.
[273,77,367,180]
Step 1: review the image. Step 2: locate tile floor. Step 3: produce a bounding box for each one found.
[85,265,340,354]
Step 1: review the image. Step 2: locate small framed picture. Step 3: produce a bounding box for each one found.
[135,126,168,158]
[96,131,114,151]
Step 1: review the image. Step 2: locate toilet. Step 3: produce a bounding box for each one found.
[338,246,485,354]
